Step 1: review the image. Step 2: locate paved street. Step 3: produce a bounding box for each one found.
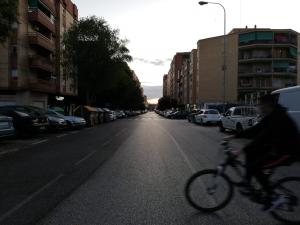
[0,112,299,225]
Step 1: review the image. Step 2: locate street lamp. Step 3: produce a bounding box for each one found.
[198,1,227,108]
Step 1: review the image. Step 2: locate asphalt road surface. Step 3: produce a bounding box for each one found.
[1,112,299,225]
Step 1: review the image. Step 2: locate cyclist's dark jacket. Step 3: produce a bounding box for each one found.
[236,104,299,157]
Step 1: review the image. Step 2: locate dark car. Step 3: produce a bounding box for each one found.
[187,109,201,123]
[46,110,67,131]
[168,111,188,119]
[0,114,15,139]
[0,105,49,136]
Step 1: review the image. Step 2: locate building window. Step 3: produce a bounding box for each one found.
[11,69,18,79]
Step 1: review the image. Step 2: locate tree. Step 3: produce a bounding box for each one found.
[62,16,132,105]
[157,96,177,111]
[0,0,18,43]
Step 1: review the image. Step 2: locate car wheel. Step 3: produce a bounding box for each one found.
[219,122,225,132]
[236,123,243,134]
[67,121,73,130]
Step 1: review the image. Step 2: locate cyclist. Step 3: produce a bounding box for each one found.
[224,94,299,210]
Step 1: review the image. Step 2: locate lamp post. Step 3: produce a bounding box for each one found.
[199,1,226,109]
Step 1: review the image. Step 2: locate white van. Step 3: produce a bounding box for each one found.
[272,86,300,133]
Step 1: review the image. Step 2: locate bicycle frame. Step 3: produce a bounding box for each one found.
[215,142,246,185]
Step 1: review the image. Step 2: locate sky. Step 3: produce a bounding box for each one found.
[72,0,300,103]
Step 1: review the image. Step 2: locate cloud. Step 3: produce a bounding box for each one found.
[142,86,162,99]
[133,57,171,66]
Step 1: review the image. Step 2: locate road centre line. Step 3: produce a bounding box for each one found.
[160,127,196,173]
[56,134,68,138]
[102,139,112,147]
[31,139,48,145]
[115,128,127,137]
[70,131,79,134]
[75,150,97,166]
[0,174,64,223]
[0,148,19,156]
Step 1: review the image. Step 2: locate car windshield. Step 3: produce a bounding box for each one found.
[2,2,300,225]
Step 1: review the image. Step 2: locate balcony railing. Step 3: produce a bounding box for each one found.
[28,32,55,52]
[29,77,57,94]
[28,9,55,33]
[39,0,56,14]
[29,56,54,73]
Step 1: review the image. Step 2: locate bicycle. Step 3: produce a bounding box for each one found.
[185,140,300,224]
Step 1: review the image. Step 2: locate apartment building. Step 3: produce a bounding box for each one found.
[0,0,78,108]
[189,49,198,105]
[166,52,190,104]
[163,50,198,107]
[180,56,190,105]
[163,74,168,97]
[237,29,299,103]
[196,28,299,104]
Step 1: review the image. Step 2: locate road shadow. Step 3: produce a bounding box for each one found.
[185,210,224,225]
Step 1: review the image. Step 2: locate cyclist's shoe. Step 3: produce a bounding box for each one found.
[262,194,285,212]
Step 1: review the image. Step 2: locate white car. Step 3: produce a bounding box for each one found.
[272,86,300,133]
[194,109,221,125]
[219,106,258,133]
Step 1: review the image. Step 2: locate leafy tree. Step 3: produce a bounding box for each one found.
[0,0,18,43]
[157,96,177,111]
[62,16,132,105]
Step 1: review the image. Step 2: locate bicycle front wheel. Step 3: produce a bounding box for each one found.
[185,169,234,212]
[271,177,300,224]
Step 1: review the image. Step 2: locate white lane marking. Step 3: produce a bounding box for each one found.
[162,129,197,173]
[0,148,19,156]
[70,131,79,134]
[31,139,48,145]
[102,139,112,147]
[115,128,126,137]
[0,174,64,223]
[56,134,68,138]
[75,150,97,166]
[159,126,227,218]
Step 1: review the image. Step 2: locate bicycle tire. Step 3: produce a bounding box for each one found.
[185,169,234,212]
[271,177,300,224]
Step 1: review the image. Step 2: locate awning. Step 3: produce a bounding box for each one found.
[289,47,297,57]
[256,31,273,40]
[96,108,104,113]
[239,32,256,43]
[84,105,97,112]
[273,60,289,68]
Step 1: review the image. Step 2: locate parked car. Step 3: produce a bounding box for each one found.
[103,108,117,122]
[47,109,86,129]
[187,109,202,123]
[0,105,49,136]
[115,110,126,119]
[194,109,221,125]
[219,106,258,133]
[272,86,300,133]
[168,111,188,119]
[0,114,15,139]
[45,110,67,131]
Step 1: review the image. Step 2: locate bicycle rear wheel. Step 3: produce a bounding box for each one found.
[271,177,300,224]
[185,169,234,212]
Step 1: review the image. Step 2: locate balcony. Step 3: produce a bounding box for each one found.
[29,56,54,73]
[39,0,56,15]
[29,77,57,94]
[28,32,55,52]
[28,9,55,33]
[238,56,272,63]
